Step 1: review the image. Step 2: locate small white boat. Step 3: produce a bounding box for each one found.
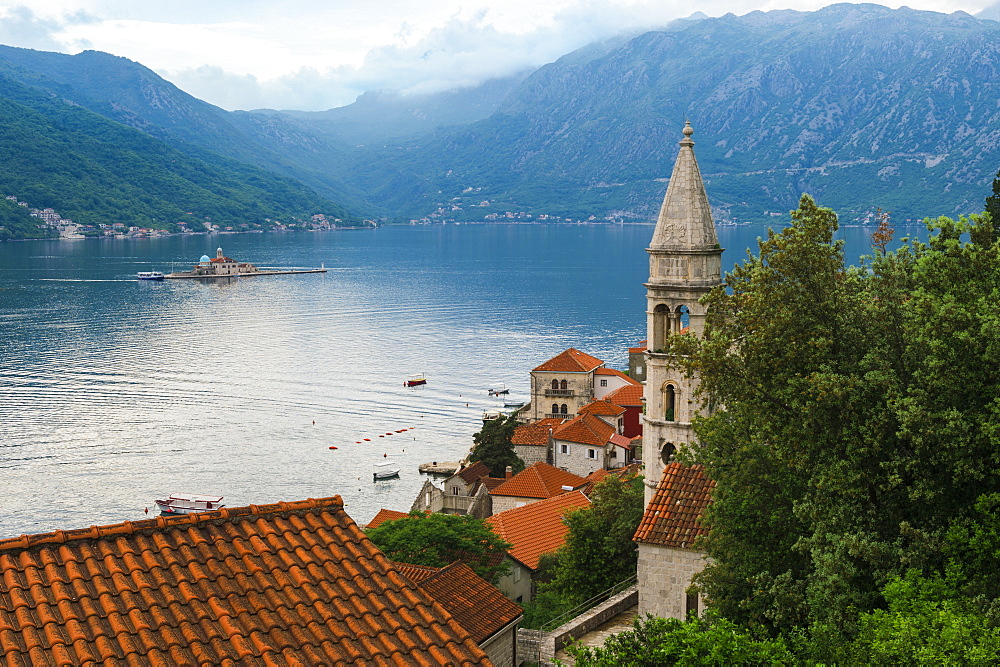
[137,271,165,281]
[154,493,224,514]
[487,382,509,396]
[373,461,400,481]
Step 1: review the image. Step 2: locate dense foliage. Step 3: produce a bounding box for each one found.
[0,198,55,241]
[469,413,524,476]
[365,512,510,584]
[522,474,644,628]
[655,194,1000,651]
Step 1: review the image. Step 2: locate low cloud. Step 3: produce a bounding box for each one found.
[0,5,96,52]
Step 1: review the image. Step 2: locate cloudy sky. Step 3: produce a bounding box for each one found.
[0,0,990,111]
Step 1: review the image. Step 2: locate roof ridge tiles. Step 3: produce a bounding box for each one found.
[0,497,346,554]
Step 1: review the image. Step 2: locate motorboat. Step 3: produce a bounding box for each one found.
[154,493,225,514]
[373,461,400,481]
[487,382,509,396]
[405,374,427,387]
[137,271,165,281]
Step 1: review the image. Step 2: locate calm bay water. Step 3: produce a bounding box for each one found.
[0,222,924,538]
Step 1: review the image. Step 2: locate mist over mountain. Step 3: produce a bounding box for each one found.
[1,3,1000,232]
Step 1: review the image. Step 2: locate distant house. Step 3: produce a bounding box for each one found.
[444,460,491,497]
[486,491,592,603]
[550,411,636,477]
[489,461,587,514]
[634,462,716,620]
[593,367,640,400]
[0,497,489,663]
[393,560,523,667]
[605,384,644,439]
[511,419,562,466]
[365,507,410,529]
[628,339,648,383]
[527,348,606,422]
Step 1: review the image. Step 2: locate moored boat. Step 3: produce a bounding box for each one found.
[137,271,165,281]
[405,374,427,387]
[154,493,224,514]
[487,382,509,396]
[373,461,400,481]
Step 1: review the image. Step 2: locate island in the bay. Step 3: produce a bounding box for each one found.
[164,247,326,279]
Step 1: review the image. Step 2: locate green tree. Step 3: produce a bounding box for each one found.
[986,168,1000,238]
[567,614,794,666]
[469,412,524,475]
[366,512,511,584]
[522,473,644,627]
[667,195,1000,636]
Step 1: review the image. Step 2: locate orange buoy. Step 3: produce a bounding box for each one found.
[144,507,148,514]
[384,453,388,458]
[378,435,384,438]
[364,438,371,441]
[329,446,338,450]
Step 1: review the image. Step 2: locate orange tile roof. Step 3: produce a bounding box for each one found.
[552,413,616,447]
[535,418,567,427]
[532,348,604,373]
[453,460,491,484]
[578,464,641,496]
[489,462,587,500]
[472,477,508,495]
[512,423,551,446]
[578,400,627,417]
[633,463,715,549]
[487,492,591,570]
[365,507,410,529]
[594,368,641,385]
[628,340,648,353]
[389,561,441,583]
[0,497,488,665]
[415,562,522,644]
[605,384,643,407]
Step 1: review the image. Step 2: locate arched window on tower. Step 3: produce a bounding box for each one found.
[664,384,676,422]
[675,305,690,333]
[560,379,568,391]
[652,304,670,350]
[661,442,676,465]
[560,404,568,415]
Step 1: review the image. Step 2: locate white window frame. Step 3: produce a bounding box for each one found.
[587,448,597,459]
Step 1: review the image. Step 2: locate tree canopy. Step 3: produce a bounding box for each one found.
[661,194,1000,641]
[469,412,525,476]
[365,512,511,584]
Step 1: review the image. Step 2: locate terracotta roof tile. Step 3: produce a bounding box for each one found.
[532,348,604,373]
[633,463,715,548]
[489,462,587,500]
[628,340,648,353]
[552,413,616,447]
[414,562,521,644]
[578,464,641,496]
[364,509,410,530]
[388,562,440,584]
[0,497,489,665]
[452,461,491,485]
[471,477,507,495]
[578,400,626,417]
[605,384,643,407]
[512,423,551,446]
[535,418,567,427]
[486,492,591,570]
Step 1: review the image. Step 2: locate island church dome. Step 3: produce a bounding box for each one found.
[200,255,211,263]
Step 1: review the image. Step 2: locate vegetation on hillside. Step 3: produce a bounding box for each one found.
[469,413,525,476]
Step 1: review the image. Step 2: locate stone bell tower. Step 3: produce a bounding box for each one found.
[642,122,723,506]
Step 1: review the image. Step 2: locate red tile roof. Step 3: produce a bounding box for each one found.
[609,433,633,448]
[578,464,641,496]
[633,463,716,549]
[453,460,491,484]
[415,562,522,644]
[594,368,641,385]
[535,418,567,427]
[532,348,604,373]
[390,561,441,583]
[578,400,626,417]
[471,477,508,495]
[0,497,488,665]
[552,413,616,447]
[365,507,410,529]
[605,384,643,407]
[628,340,648,353]
[512,423,551,446]
[489,462,587,500]
[486,492,591,570]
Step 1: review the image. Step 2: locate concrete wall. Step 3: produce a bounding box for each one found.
[552,440,605,477]
[636,542,708,620]
[514,443,549,467]
[491,494,539,515]
[495,558,534,603]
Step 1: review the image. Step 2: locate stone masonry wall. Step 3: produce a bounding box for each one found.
[637,543,709,620]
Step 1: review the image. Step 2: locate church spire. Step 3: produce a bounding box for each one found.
[649,121,718,251]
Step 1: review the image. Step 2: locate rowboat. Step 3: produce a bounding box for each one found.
[373,461,400,481]
[154,493,224,514]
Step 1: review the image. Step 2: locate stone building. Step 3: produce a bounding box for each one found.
[641,121,723,507]
[526,348,605,422]
[634,462,715,619]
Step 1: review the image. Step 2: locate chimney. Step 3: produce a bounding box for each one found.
[505,465,513,479]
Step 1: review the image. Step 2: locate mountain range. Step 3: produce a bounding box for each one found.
[2,3,1000,239]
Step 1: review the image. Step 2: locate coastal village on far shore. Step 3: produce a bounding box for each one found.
[0,125,719,665]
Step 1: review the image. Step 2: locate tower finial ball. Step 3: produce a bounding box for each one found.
[683,121,694,137]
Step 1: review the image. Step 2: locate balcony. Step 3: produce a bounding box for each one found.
[545,413,573,420]
[544,389,575,397]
